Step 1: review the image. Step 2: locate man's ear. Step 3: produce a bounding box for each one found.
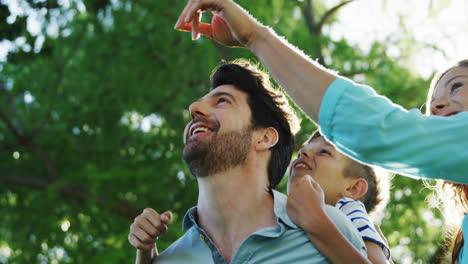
[254,127,279,151]
[343,178,368,200]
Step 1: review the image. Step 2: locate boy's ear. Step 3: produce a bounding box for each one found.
[344,178,368,200]
[254,127,279,151]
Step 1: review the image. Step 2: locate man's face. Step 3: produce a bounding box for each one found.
[182,85,254,177]
[288,136,351,205]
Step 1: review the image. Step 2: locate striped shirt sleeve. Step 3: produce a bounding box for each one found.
[336,197,391,260]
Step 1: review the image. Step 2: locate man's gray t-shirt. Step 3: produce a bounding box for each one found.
[156,190,366,263]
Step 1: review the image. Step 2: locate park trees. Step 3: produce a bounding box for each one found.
[0,0,454,263]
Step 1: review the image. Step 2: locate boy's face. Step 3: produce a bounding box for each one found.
[288,136,353,205]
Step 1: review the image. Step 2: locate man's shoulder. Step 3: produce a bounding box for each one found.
[156,228,212,263]
[271,190,365,255]
[324,205,367,253]
[324,204,357,232]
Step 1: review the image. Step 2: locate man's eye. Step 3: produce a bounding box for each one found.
[451,82,463,93]
[217,97,229,104]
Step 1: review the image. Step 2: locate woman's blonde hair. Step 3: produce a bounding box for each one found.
[425,59,468,262]
[431,181,468,263]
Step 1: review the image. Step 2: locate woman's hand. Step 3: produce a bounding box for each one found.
[174,0,264,48]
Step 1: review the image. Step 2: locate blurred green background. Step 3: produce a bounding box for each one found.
[1,0,460,263]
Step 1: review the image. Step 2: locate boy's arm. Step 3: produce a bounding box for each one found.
[365,241,389,264]
[287,175,370,264]
[304,212,371,264]
[337,198,391,264]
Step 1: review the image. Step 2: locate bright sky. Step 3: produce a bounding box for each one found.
[1,0,468,79]
[327,0,468,78]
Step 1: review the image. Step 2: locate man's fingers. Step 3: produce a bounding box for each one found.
[161,211,173,224]
[128,233,155,250]
[131,223,158,244]
[156,223,168,235]
[133,216,159,236]
[129,208,172,251]
[142,208,162,228]
[139,208,170,236]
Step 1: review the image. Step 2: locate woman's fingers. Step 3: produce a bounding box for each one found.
[175,0,195,29]
[192,11,201,40]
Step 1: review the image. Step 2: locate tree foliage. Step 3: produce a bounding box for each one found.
[0,0,451,263]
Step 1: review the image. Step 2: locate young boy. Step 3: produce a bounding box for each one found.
[287,131,391,263]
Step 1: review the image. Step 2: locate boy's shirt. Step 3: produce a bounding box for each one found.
[336,197,391,260]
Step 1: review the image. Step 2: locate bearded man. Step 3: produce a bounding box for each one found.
[128,60,365,264]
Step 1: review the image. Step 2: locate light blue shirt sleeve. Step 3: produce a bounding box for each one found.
[460,215,468,263]
[319,77,468,184]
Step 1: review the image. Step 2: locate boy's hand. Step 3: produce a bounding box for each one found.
[128,208,173,250]
[287,174,327,235]
[174,0,263,48]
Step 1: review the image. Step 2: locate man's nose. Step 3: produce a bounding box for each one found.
[188,100,209,120]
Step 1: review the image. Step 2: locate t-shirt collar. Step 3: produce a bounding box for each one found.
[182,189,298,232]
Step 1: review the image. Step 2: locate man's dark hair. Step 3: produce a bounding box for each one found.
[211,59,299,189]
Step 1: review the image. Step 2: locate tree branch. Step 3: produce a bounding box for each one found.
[316,0,354,35]
[299,0,324,63]
[0,174,142,219]
[31,36,82,138]
[0,82,24,135]
[300,0,318,36]
[24,140,60,180]
[0,106,22,139]
[0,98,59,180]
[0,142,21,151]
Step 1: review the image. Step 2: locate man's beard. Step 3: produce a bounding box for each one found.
[182,126,253,177]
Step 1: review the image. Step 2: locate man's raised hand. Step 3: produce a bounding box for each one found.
[128,208,172,251]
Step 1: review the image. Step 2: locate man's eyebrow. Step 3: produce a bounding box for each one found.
[207,91,237,102]
[445,75,466,87]
[196,91,237,103]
